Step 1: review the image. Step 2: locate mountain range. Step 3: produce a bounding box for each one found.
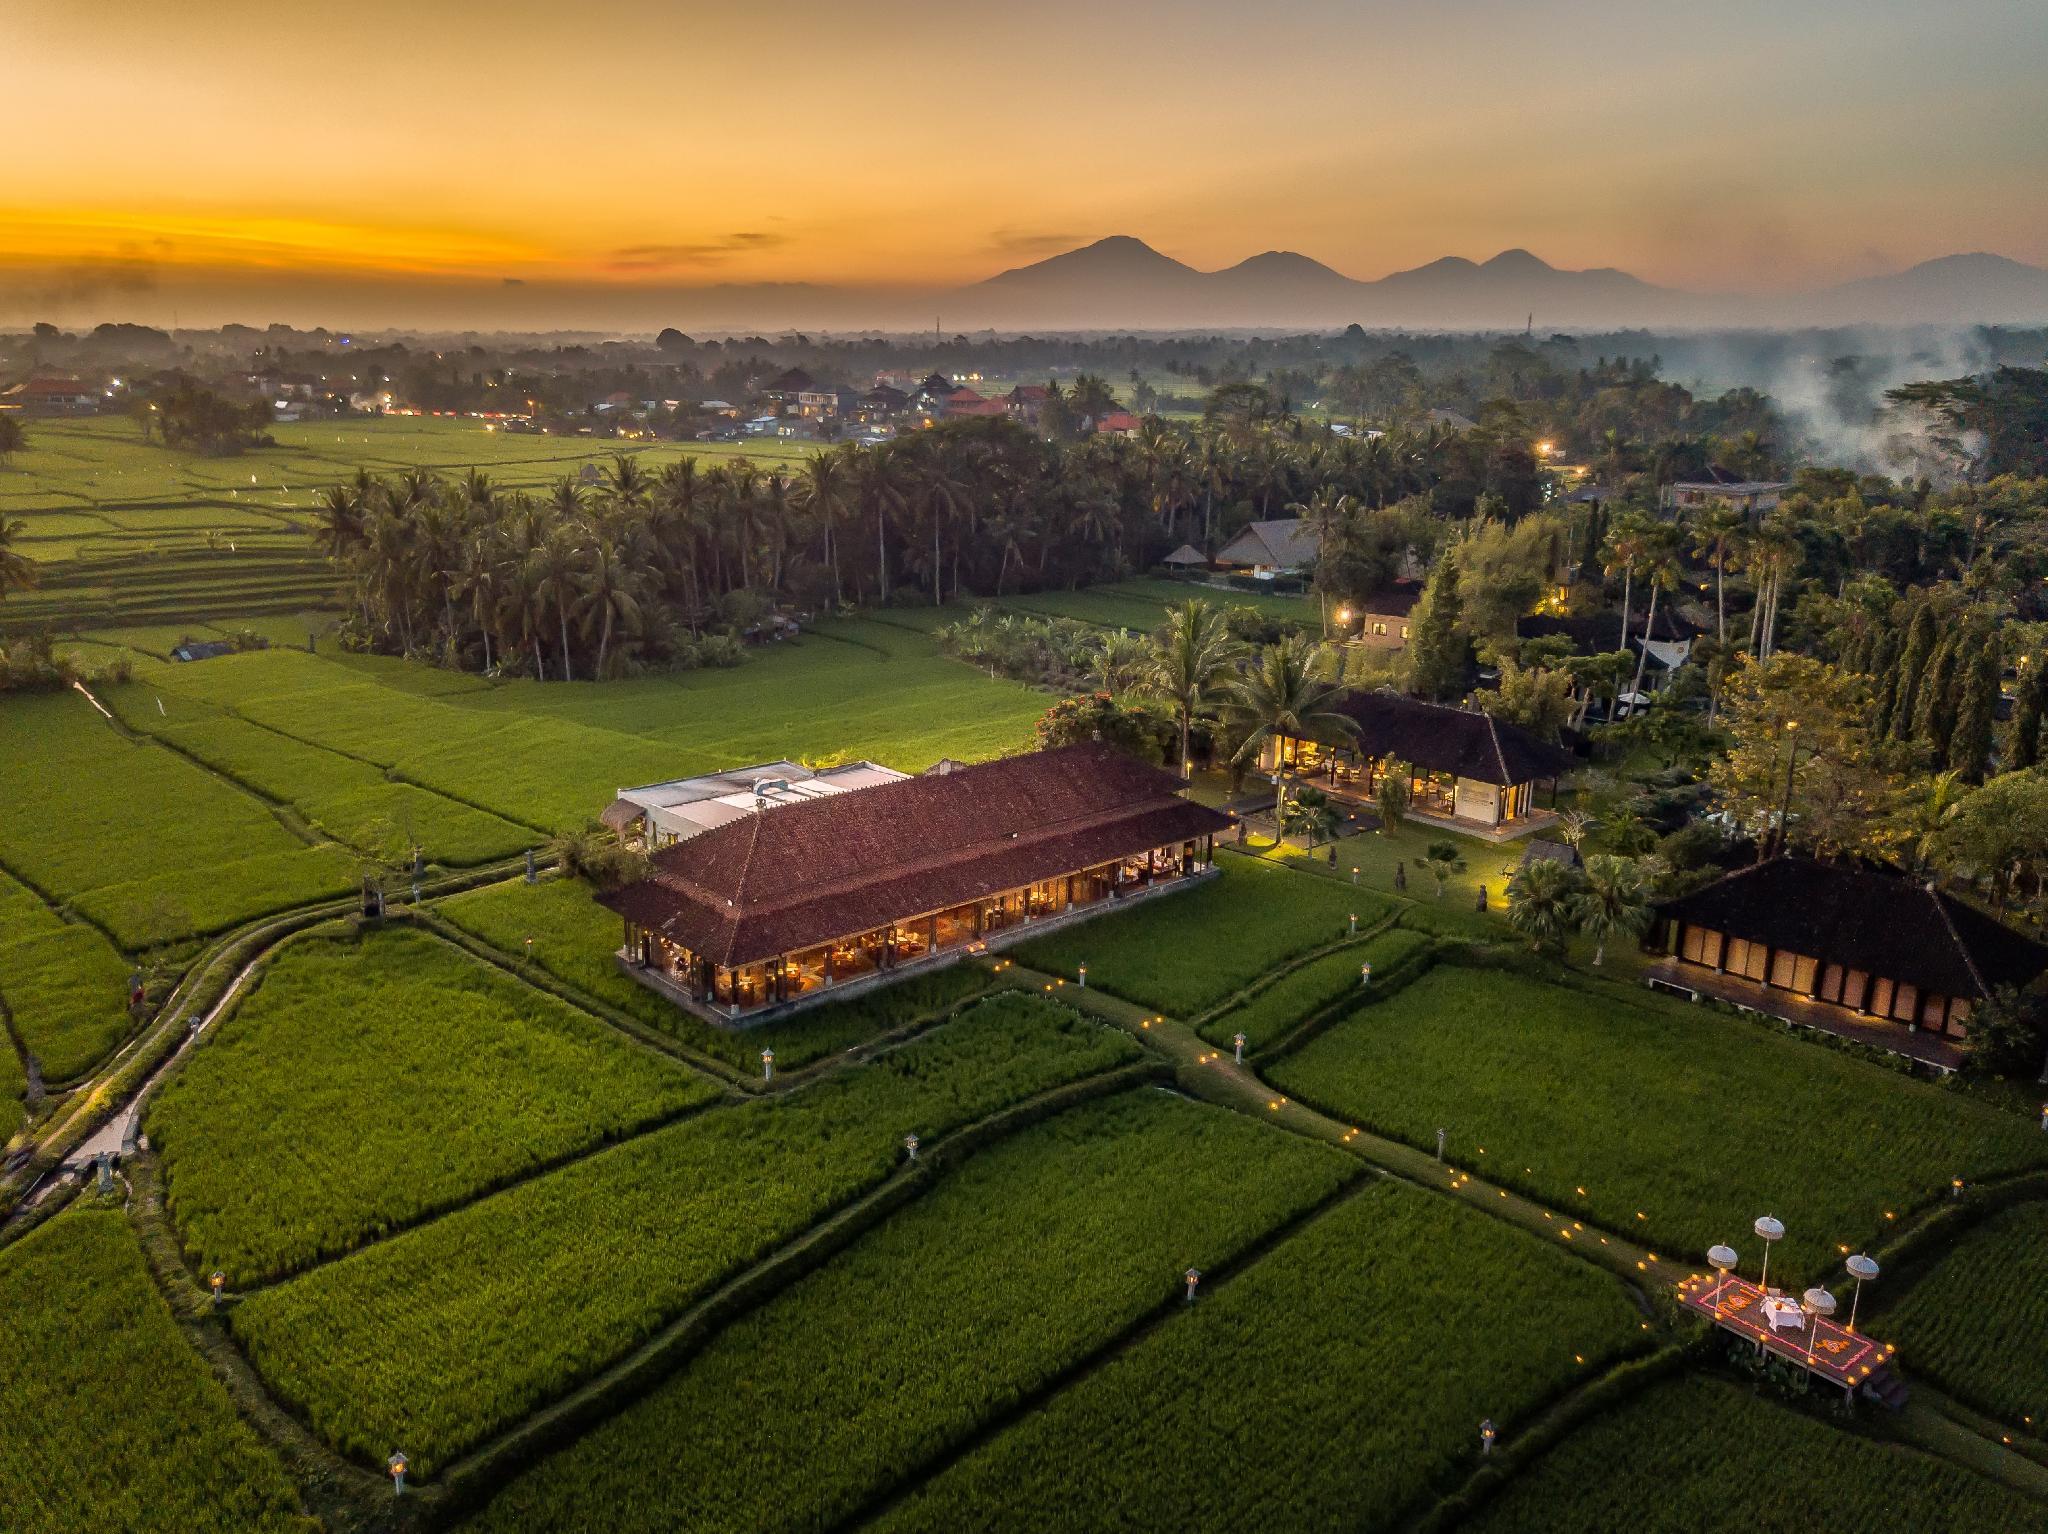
[943,236,2048,331]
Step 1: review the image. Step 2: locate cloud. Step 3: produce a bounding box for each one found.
[501,276,526,286]
[607,232,789,272]
[0,247,160,319]
[986,228,1082,257]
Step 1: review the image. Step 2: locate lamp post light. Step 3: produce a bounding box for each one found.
[1479,1418,1496,1456]
[761,1048,774,1083]
[1351,864,1360,885]
[1184,1267,1201,1304]
[388,1450,408,1497]
[904,1133,919,1162]
[1753,1215,1784,1293]
[1349,912,1358,937]
[210,1271,226,1307]
[1707,1244,1739,1319]
[1360,961,1373,988]
[523,935,534,964]
[1800,1287,1837,1367]
[1845,1254,1880,1332]
[1077,964,1088,989]
[1952,1176,1965,1202]
[1233,1031,1246,1065]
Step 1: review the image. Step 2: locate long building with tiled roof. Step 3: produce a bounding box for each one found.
[598,742,1231,1022]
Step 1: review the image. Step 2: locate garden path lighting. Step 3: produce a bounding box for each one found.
[761,1048,774,1083]
[1800,1287,1836,1366]
[1753,1215,1784,1293]
[388,1451,408,1496]
[1844,1254,1879,1332]
[904,1133,919,1162]
[210,1271,225,1306]
[1233,1031,1246,1065]
[1707,1245,1739,1318]
[1479,1419,1496,1455]
[1951,1176,1964,1201]
[1184,1267,1201,1304]
[1077,964,1087,988]
[1360,961,1372,988]
[1348,913,1358,936]
[1435,1127,1447,1162]
[1350,865,1360,885]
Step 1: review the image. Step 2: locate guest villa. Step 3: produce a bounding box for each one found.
[1257,690,1575,835]
[598,743,1232,1023]
[1646,858,2048,1067]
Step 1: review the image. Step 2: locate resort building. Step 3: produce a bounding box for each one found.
[600,761,909,850]
[1647,859,2048,1065]
[1660,465,1791,519]
[598,743,1232,1023]
[1257,690,1575,835]
[1348,581,1422,650]
[1215,518,1319,577]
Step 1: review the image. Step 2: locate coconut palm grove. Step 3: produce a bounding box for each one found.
[8,6,2048,1533]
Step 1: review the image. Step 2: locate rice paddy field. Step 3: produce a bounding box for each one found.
[464,1091,1357,1533]
[146,926,718,1283]
[1884,1202,2048,1433]
[1268,964,2048,1282]
[0,415,810,631]
[0,1206,314,1534]
[230,994,1141,1473]
[0,867,133,1084]
[1464,1375,2043,1533]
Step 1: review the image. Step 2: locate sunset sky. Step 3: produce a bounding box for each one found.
[6,0,2046,328]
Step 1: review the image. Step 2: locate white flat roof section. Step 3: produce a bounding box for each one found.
[616,760,910,843]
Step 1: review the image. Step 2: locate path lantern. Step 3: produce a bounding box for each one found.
[1349,912,1358,937]
[1707,1245,1739,1318]
[1184,1267,1201,1304]
[1479,1419,1496,1456]
[1951,1176,1965,1201]
[1360,961,1373,988]
[388,1451,408,1496]
[1800,1287,1837,1366]
[1753,1216,1784,1292]
[1233,1031,1246,1065]
[210,1270,226,1306]
[904,1133,919,1162]
[1845,1254,1880,1332]
[1077,964,1088,988]
[761,1048,774,1083]
[1351,865,1360,885]
[1435,1127,1447,1162]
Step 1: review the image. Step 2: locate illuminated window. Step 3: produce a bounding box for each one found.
[1890,981,1918,1023]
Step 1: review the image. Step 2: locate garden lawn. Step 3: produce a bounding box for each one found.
[436,874,996,1069]
[1465,1374,2042,1533]
[231,994,1141,1474]
[1011,853,1392,1017]
[1885,1202,2048,1431]
[1268,965,2048,1282]
[878,1179,1644,1533]
[465,1090,1357,1534]
[147,927,716,1283]
[0,1207,314,1534]
[1198,926,1432,1050]
[0,869,134,1081]
[0,690,358,947]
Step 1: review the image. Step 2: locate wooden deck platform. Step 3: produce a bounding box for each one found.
[1676,1271,1905,1403]
[1641,957,1965,1072]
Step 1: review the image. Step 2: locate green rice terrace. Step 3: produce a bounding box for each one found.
[4,464,2048,1532]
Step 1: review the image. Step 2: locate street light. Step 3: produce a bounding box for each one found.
[1754,1215,1784,1293]
[1845,1253,1880,1332]
[1707,1244,1739,1318]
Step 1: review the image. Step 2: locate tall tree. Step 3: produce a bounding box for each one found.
[1573,853,1654,965]
[1404,549,1467,702]
[1225,635,1360,835]
[1145,599,1242,775]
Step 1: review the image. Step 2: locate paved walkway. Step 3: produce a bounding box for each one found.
[1640,957,1965,1071]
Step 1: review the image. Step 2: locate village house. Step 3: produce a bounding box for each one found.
[1347,580,1423,650]
[1215,518,1319,578]
[1646,858,2048,1067]
[944,386,1008,419]
[1,376,104,416]
[1092,410,1140,435]
[598,743,1232,1023]
[1259,690,1575,835]
[759,367,816,411]
[1661,464,1791,519]
[1004,384,1050,424]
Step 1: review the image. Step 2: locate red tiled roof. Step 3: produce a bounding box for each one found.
[598,742,1230,966]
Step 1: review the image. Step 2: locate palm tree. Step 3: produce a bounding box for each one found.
[798,449,854,608]
[1507,855,1580,953]
[851,445,906,602]
[1601,512,1651,645]
[1900,768,1969,874]
[1625,526,1681,707]
[1573,853,1653,965]
[1225,635,1360,838]
[1145,599,1241,774]
[1088,629,1148,693]
[575,533,644,679]
[529,524,584,681]
[1689,504,1744,644]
